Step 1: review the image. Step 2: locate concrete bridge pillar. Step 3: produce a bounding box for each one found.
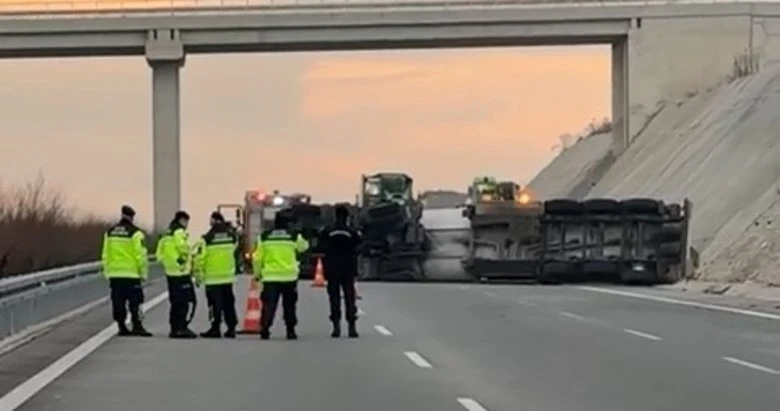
[146,29,185,233]
[611,37,629,155]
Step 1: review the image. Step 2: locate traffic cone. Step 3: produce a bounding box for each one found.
[311,256,326,288]
[237,276,262,334]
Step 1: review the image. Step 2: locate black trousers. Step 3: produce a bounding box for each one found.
[109,278,144,328]
[327,276,358,323]
[167,276,196,332]
[205,284,238,331]
[260,281,298,331]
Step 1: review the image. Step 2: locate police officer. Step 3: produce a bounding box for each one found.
[193,212,240,339]
[101,205,152,337]
[317,205,362,338]
[156,210,197,339]
[252,210,309,340]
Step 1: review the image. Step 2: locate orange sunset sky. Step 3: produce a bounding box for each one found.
[0,16,610,231]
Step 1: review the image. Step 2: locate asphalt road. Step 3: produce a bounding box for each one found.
[5,279,780,411]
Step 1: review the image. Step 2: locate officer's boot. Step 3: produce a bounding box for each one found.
[131,323,153,337]
[117,322,132,337]
[200,326,222,339]
[347,321,359,339]
[286,326,297,340]
[224,327,236,339]
[260,329,270,340]
[330,320,341,338]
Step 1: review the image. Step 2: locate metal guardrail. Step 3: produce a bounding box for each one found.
[0,0,775,18]
[0,260,161,344]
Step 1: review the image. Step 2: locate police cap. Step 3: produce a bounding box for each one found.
[174,210,190,221]
[121,205,136,217]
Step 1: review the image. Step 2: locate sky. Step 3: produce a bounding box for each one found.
[0,43,610,232]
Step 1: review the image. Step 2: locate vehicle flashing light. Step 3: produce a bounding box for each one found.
[518,192,532,204]
[272,196,285,206]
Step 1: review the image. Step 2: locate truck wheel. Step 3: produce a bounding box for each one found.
[544,199,582,215]
[583,198,620,214]
[621,198,663,215]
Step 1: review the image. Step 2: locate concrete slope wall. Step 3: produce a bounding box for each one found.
[628,15,753,140]
[527,132,612,199]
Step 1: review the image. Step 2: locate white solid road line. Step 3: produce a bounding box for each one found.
[374,325,393,336]
[623,328,662,341]
[403,351,433,368]
[0,291,170,411]
[578,286,780,321]
[560,311,588,321]
[722,356,779,375]
[457,397,489,411]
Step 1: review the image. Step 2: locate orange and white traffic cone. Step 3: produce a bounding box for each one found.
[311,256,326,288]
[237,276,262,334]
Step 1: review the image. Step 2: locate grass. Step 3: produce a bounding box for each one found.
[0,175,112,278]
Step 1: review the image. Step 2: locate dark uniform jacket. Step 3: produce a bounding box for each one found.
[317,222,362,280]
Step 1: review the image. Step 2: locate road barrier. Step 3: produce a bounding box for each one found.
[0,260,160,345]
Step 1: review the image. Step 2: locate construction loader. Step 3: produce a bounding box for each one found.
[356,172,426,281]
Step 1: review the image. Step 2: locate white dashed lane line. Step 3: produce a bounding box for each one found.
[457,397,490,411]
[559,311,588,321]
[622,328,662,341]
[722,356,779,375]
[516,298,536,307]
[483,291,496,297]
[357,308,365,315]
[403,351,433,369]
[374,325,393,336]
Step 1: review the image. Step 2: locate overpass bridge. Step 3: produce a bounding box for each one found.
[0,262,778,411]
[1,0,779,230]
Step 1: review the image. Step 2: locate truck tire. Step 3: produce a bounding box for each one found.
[537,262,575,284]
[621,198,663,215]
[583,198,621,214]
[544,199,582,215]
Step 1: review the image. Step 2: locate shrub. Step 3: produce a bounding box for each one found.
[0,175,112,278]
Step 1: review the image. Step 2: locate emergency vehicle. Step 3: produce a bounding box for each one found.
[217,190,315,275]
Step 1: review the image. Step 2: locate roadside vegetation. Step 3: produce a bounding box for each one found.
[0,175,111,278]
[553,117,613,154]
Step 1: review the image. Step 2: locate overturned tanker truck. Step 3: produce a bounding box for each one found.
[459,176,693,285]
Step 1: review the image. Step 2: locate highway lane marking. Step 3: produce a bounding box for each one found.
[458,285,471,290]
[483,290,497,297]
[358,308,366,315]
[0,291,169,411]
[559,311,588,321]
[374,325,393,336]
[578,286,780,321]
[457,397,489,411]
[623,328,662,341]
[403,351,433,368]
[722,356,779,375]
[516,298,536,306]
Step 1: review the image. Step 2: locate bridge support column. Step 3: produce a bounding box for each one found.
[146,29,185,233]
[611,38,629,155]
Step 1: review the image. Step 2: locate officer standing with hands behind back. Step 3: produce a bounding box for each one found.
[318,204,361,338]
[101,205,152,337]
[253,210,310,340]
[156,210,198,339]
[193,212,240,339]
